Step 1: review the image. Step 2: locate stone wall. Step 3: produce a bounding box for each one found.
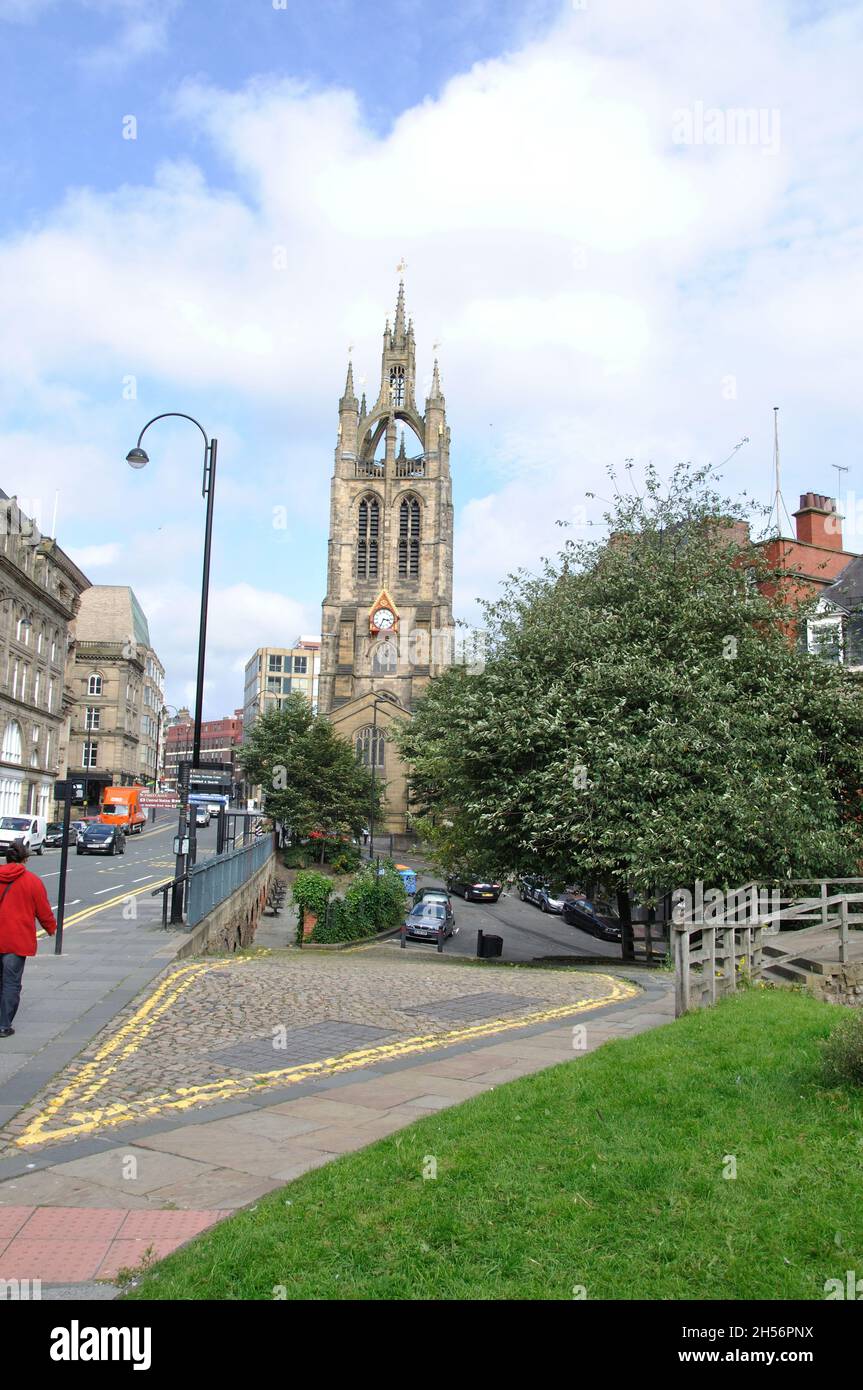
[177,852,276,957]
[808,962,863,1007]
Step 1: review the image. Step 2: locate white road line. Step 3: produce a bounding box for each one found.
[93,886,124,896]
[51,899,81,911]
[132,875,153,883]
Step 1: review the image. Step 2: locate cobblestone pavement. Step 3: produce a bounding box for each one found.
[1,950,640,1152]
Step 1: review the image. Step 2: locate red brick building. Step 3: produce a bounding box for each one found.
[163,708,243,788]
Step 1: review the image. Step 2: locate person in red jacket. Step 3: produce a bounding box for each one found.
[0,840,57,1037]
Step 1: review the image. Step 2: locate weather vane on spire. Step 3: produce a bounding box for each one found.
[396,257,408,276]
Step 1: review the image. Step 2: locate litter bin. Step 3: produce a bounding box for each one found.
[476,931,503,959]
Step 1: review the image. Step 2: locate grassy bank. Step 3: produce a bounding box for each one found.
[126,990,862,1300]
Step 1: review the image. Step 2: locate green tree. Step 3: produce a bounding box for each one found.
[237,695,381,849]
[397,462,863,957]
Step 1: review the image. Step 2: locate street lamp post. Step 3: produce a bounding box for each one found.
[367,691,399,861]
[126,414,217,923]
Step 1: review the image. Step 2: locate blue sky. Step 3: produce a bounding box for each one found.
[1,0,861,716]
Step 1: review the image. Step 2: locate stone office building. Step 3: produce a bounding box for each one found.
[0,490,91,818]
[64,585,165,808]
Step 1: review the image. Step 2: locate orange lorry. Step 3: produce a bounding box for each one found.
[99,786,147,835]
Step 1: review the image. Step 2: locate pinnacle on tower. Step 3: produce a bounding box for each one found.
[339,359,358,409]
[393,279,407,342]
[427,358,445,402]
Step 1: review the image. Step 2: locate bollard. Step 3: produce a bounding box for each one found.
[401,923,407,949]
[437,925,444,954]
[476,929,484,959]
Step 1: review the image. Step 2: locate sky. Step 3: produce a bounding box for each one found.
[1,0,861,717]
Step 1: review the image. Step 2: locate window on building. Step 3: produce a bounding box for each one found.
[282,677,292,694]
[2,721,23,764]
[807,615,843,663]
[51,630,59,662]
[355,725,385,768]
[268,655,283,672]
[33,670,40,706]
[389,365,405,407]
[398,496,421,578]
[11,659,19,699]
[371,639,398,675]
[20,665,29,701]
[357,496,380,580]
[85,707,100,731]
[266,677,281,693]
[83,741,98,768]
[88,673,102,696]
[37,627,44,655]
[293,656,307,674]
[47,678,55,713]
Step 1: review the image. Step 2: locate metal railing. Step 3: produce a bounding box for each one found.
[185,832,274,927]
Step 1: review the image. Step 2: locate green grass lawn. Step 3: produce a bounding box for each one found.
[126,989,863,1300]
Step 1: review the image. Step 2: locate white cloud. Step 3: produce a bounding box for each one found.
[2,0,862,713]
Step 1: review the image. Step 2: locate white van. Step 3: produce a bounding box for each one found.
[0,814,47,855]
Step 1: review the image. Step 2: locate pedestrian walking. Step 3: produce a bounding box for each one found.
[0,840,57,1038]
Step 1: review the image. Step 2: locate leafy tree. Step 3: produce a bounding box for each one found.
[397,462,863,957]
[237,695,381,852]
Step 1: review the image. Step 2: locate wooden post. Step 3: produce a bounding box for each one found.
[840,896,849,966]
[726,924,737,993]
[821,880,829,929]
[674,926,690,1017]
[708,922,717,1006]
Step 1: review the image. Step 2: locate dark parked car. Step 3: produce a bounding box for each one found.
[404,900,454,941]
[44,821,78,848]
[77,823,126,856]
[414,886,454,914]
[518,877,572,914]
[562,896,622,942]
[446,875,501,903]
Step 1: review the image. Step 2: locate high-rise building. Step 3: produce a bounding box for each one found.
[242,638,321,735]
[64,585,164,807]
[317,279,454,831]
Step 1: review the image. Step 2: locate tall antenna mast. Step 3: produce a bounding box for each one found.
[769,406,793,538]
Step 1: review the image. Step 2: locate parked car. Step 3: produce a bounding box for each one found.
[0,815,47,855]
[404,900,455,941]
[77,823,126,856]
[518,876,572,913]
[446,875,501,903]
[44,821,79,848]
[194,806,211,827]
[415,886,454,915]
[562,896,622,942]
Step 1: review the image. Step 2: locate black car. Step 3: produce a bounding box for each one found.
[562,896,622,942]
[518,876,572,914]
[446,875,501,903]
[77,823,126,856]
[44,821,78,848]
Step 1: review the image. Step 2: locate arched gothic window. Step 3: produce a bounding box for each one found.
[371,638,398,675]
[357,496,380,580]
[88,672,103,696]
[398,496,421,578]
[2,720,23,765]
[389,366,405,407]
[355,725,385,768]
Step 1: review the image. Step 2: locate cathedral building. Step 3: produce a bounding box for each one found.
[318,281,454,833]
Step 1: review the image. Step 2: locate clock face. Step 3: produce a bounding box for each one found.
[373,607,395,631]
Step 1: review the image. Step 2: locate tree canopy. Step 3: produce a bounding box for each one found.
[397,462,863,915]
[237,695,381,841]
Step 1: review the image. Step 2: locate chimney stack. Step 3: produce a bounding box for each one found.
[793,492,843,551]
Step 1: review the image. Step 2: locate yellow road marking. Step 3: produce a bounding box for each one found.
[14,965,638,1147]
[56,876,174,929]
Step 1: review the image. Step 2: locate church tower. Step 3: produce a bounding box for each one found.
[318,280,454,833]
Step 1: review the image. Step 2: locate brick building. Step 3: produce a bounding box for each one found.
[163,708,244,789]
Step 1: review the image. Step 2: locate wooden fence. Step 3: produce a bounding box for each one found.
[672,878,863,1016]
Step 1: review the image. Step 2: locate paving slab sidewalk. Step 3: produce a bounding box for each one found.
[0,964,675,1299]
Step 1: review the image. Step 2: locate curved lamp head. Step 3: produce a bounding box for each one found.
[126,447,149,469]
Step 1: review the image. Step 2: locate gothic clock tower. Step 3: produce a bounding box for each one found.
[318,279,454,833]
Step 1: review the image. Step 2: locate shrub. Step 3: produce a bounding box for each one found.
[281,844,311,869]
[291,870,333,944]
[307,861,407,944]
[328,842,361,873]
[821,1010,863,1087]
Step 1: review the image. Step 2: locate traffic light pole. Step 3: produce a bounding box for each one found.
[54,780,73,955]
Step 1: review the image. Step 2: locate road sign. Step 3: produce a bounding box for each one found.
[53,779,86,802]
[140,793,180,809]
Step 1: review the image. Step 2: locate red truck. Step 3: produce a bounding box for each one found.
[99,786,147,835]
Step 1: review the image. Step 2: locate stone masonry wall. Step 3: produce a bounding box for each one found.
[176,854,276,958]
